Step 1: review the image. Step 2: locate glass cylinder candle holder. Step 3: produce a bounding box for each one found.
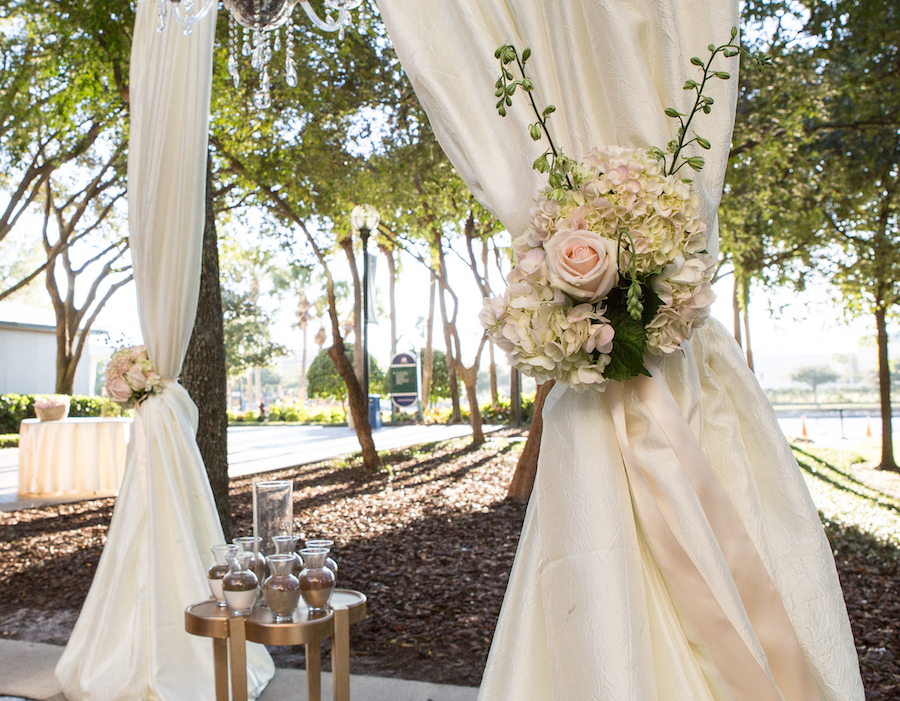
[252,480,293,557]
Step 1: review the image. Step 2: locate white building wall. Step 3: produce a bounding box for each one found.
[0,324,93,395]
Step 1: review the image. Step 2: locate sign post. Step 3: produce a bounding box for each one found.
[389,352,419,418]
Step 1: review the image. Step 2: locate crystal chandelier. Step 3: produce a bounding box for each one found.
[157,0,363,108]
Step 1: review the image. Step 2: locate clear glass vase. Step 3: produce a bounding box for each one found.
[272,534,301,578]
[304,539,338,575]
[264,553,301,623]
[233,536,267,585]
[298,547,335,614]
[252,480,293,557]
[208,544,237,607]
[223,550,259,616]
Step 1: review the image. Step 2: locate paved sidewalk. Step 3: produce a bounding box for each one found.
[0,638,479,701]
[0,424,499,509]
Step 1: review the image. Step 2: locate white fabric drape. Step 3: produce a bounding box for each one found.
[55,2,274,698]
[375,1,865,700]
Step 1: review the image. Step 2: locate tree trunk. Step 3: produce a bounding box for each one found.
[181,154,231,539]
[488,343,498,406]
[457,363,484,445]
[739,275,754,372]
[328,341,380,470]
[300,321,308,403]
[437,285,462,421]
[421,273,436,415]
[875,305,898,471]
[507,380,555,502]
[732,275,743,347]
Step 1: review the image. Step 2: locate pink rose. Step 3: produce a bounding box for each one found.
[125,364,147,391]
[544,231,620,302]
[107,376,133,403]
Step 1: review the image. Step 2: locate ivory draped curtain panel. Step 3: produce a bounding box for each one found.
[374,1,866,700]
[54,2,274,698]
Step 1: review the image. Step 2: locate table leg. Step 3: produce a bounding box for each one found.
[212,637,229,701]
[305,642,322,701]
[332,606,351,701]
[229,616,249,701]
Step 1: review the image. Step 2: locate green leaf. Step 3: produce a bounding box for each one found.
[602,292,650,381]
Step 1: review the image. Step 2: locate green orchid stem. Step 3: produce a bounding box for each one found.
[616,229,644,320]
[511,50,573,190]
[668,39,737,175]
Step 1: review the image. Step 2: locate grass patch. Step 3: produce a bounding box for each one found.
[793,442,900,550]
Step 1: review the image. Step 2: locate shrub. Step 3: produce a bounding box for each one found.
[0,433,18,448]
[0,394,123,433]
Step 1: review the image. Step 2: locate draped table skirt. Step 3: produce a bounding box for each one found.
[18,418,131,498]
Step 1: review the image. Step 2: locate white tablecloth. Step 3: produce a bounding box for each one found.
[18,417,131,497]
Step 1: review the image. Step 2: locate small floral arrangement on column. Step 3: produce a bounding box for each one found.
[104,345,163,408]
[479,29,765,390]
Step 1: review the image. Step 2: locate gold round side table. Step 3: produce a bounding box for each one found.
[185,589,367,701]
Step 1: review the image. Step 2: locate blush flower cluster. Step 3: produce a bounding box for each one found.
[104,345,163,408]
[480,146,716,390]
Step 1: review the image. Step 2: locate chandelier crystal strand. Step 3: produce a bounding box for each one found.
[285,17,297,87]
[156,0,168,33]
[181,0,195,35]
[255,66,272,109]
[242,27,251,57]
[273,29,281,53]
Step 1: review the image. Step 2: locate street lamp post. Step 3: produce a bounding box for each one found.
[350,205,380,408]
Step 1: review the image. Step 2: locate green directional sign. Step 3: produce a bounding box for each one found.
[390,352,418,408]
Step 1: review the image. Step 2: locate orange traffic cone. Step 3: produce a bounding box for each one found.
[866,416,873,438]
[801,415,808,438]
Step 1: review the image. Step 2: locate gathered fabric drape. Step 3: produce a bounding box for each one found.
[375,1,865,699]
[55,1,274,698]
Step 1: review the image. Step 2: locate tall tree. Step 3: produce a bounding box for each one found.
[182,155,231,539]
[805,0,900,471]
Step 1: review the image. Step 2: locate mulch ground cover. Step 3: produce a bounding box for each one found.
[1,430,899,697]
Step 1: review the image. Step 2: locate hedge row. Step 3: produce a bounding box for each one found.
[0,394,121,435]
